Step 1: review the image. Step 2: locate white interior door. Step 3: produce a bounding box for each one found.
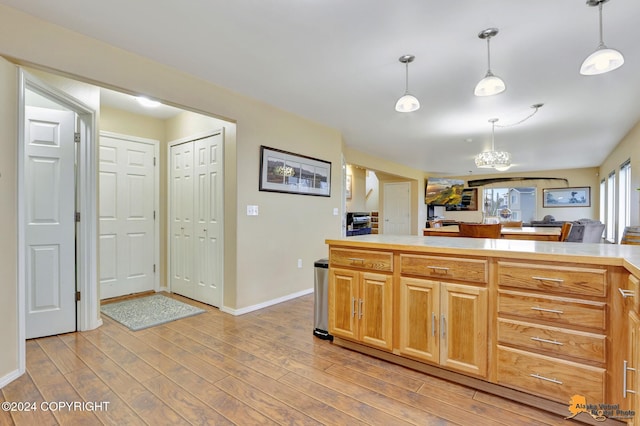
[170,142,195,298]
[170,131,223,307]
[99,133,156,299]
[25,106,76,339]
[383,181,411,235]
[193,134,223,306]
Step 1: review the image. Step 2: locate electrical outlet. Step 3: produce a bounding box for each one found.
[297,258,303,268]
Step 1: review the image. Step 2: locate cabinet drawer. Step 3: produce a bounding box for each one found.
[498,290,606,331]
[498,261,606,297]
[330,248,393,272]
[400,254,487,283]
[497,346,605,403]
[497,318,606,363]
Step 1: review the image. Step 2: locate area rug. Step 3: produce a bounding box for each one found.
[100,294,205,331]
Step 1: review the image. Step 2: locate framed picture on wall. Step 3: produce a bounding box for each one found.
[542,187,590,207]
[345,174,352,199]
[259,146,331,197]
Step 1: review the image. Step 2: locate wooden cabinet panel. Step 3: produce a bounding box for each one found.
[400,254,487,283]
[497,346,605,403]
[330,248,393,272]
[441,283,488,377]
[627,311,640,424]
[498,290,606,331]
[398,278,439,363]
[497,318,605,363]
[498,261,606,297]
[360,272,393,350]
[328,267,393,351]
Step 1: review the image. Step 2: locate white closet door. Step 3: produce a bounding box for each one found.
[170,142,195,298]
[193,133,223,307]
[99,134,156,299]
[25,106,76,339]
[170,131,223,307]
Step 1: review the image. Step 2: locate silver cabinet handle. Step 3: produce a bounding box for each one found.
[358,299,364,319]
[531,336,563,346]
[347,257,365,264]
[431,312,436,337]
[624,360,637,398]
[428,266,449,273]
[440,314,446,339]
[530,373,563,385]
[619,288,636,298]
[531,306,564,315]
[531,276,564,283]
[351,297,356,318]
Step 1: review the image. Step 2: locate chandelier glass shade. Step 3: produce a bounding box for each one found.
[395,55,420,112]
[474,118,511,171]
[475,28,505,97]
[580,0,624,75]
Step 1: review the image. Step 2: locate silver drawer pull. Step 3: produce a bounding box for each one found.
[531,306,564,315]
[531,336,563,346]
[624,360,637,398]
[428,266,449,272]
[530,373,563,385]
[347,257,365,264]
[619,288,636,299]
[351,297,356,318]
[531,276,564,283]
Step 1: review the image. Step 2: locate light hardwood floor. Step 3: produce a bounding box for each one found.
[1,293,583,425]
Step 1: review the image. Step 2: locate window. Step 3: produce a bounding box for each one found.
[599,178,605,224]
[618,160,631,242]
[605,171,616,242]
[483,187,536,223]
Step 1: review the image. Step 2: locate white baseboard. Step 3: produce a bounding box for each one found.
[220,288,313,316]
[0,368,23,389]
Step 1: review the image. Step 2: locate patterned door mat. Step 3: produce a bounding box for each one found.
[100,294,205,331]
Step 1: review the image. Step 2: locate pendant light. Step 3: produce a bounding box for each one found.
[474,28,506,97]
[580,0,624,75]
[395,55,420,112]
[475,118,511,170]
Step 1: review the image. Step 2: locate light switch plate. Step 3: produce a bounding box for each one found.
[247,205,259,216]
[333,207,339,216]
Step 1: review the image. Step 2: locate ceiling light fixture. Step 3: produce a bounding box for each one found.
[395,55,420,112]
[580,0,624,75]
[136,96,161,108]
[475,118,511,171]
[474,28,506,97]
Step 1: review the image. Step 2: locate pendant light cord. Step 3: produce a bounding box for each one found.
[598,2,605,47]
[404,61,409,94]
[486,37,492,73]
[495,104,543,128]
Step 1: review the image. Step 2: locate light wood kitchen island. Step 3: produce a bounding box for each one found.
[325,234,640,424]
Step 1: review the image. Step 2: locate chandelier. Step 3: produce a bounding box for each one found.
[475,118,511,171]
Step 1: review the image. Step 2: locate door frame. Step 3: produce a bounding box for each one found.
[99,131,161,297]
[167,129,224,306]
[17,69,99,372]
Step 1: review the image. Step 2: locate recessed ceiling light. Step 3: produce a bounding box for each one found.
[136,96,161,108]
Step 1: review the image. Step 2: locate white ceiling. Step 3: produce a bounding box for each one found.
[4,0,640,176]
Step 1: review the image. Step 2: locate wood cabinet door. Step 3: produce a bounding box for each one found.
[628,310,640,425]
[398,277,440,363]
[328,268,358,340]
[360,272,393,350]
[440,283,488,377]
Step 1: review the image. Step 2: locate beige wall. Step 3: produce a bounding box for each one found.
[443,167,600,223]
[345,165,367,212]
[0,57,18,380]
[0,5,342,319]
[600,119,640,226]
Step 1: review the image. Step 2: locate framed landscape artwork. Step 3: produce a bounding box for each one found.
[543,187,590,207]
[259,146,331,197]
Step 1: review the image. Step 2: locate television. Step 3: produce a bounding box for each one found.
[425,178,464,206]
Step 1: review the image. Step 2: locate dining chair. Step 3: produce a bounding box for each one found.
[621,226,640,245]
[428,220,443,228]
[559,222,573,242]
[502,221,522,228]
[458,223,502,238]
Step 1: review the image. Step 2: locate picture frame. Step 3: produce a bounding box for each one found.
[445,187,478,211]
[543,186,590,208]
[345,174,352,199]
[259,146,331,197]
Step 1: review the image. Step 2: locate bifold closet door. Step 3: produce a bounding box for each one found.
[170,132,223,307]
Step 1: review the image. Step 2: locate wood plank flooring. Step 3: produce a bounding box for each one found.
[2,293,584,425]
